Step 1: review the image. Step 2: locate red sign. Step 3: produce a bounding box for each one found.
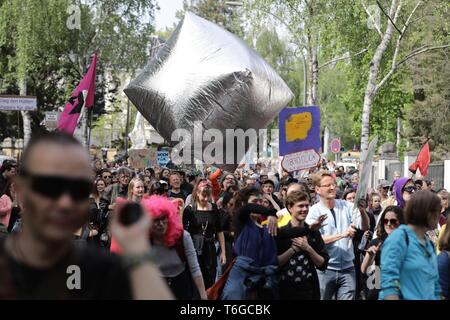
[331,138,341,154]
[281,149,321,172]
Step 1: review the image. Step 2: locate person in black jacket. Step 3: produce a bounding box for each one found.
[221,188,327,300]
[276,191,329,300]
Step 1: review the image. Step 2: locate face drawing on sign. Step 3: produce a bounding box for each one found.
[285,112,312,142]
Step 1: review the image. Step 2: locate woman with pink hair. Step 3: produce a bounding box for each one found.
[111,195,207,299]
[146,195,207,299]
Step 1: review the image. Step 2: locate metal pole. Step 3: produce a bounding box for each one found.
[17,111,20,140]
[87,108,92,151]
[125,98,130,159]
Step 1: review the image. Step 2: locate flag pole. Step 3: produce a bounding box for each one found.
[87,107,92,151]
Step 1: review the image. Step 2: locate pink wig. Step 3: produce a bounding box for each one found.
[141,195,184,247]
[110,196,184,254]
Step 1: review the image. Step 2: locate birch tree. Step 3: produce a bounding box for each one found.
[359,0,449,150]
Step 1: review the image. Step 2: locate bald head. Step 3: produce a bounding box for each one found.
[21,131,91,177]
[24,142,92,178]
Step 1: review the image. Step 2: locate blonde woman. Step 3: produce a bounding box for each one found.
[127,177,145,203]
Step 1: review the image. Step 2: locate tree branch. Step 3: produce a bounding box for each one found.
[318,47,369,70]
[361,0,383,37]
[391,1,422,69]
[376,0,402,35]
[376,44,450,91]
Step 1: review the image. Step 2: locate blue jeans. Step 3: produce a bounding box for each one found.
[317,267,356,300]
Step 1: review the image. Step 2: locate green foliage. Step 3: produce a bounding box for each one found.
[176,0,244,37]
[0,0,156,141]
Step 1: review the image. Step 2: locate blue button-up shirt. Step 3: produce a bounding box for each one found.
[306,199,355,271]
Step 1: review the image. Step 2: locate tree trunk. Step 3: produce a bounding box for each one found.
[396,116,401,155]
[19,79,32,146]
[360,0,400,151]
[310,44,318,105]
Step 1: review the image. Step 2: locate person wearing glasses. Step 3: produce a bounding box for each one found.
[100,169,113,187]
[380,190,442,300]
[361,206,404,300]
[103,166,132,209]
[0,131,172,299]
[377,180,391,204]
[305,171,370,300]
[146,195,207,300]
[218,173,238,199]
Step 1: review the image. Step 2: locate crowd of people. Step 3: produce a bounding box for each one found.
[0,130,448,300]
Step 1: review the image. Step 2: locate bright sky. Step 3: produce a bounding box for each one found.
[154,0,185,31]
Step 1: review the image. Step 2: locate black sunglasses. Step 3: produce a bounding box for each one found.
[102,175,112,179]
[21,169,93,201]
[403,186,417,193]
[383,218,399,225]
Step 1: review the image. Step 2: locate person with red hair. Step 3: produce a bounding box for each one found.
[183,179,226,289]
[145,195,207,299]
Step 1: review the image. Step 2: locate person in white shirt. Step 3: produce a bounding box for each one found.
[305,171,369,300]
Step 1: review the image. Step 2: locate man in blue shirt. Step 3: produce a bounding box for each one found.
[306,172,369,300]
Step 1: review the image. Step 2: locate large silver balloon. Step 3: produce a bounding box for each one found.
[124,11,293,169]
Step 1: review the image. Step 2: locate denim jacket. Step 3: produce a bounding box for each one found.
[221,256,278,300]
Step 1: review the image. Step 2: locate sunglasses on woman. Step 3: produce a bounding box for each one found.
[383,218,399,226]
[403,186,417,193]
[20,169,93,201]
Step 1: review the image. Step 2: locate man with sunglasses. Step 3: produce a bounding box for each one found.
[377,180,391,203]
[103,166,132,207]
[0,131,172,299]
[100,169,113,187]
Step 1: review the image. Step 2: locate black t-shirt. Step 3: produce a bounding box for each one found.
[0,237,132,299]
[168,189,187,202]
[181,182,194,196]
[183,204,222,239]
